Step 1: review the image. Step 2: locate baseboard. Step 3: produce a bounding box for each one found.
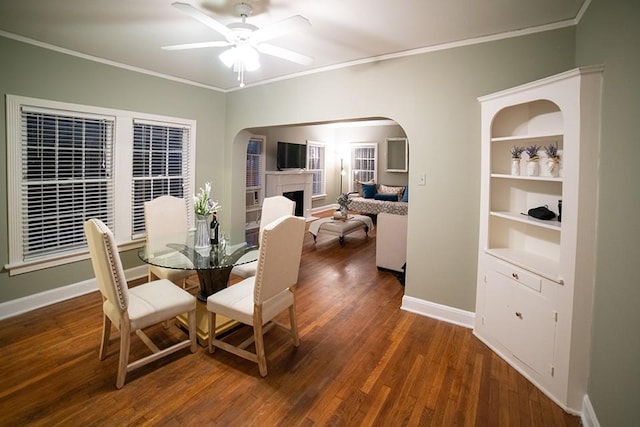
[400,295,475,328]
[0,265,148,320]
[581,395,601,427]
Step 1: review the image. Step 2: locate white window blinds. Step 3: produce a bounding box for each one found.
[246,138,262,188]
[131,120,191,238]
[351,144,377,185]
[307,142,325,196]
[20,108,114,260]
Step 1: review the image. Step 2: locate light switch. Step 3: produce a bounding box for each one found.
[417,173,426,186]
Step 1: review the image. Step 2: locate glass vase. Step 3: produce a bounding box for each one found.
[194,214,211,253]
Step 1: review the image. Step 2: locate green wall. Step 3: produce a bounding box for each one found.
[575,0,640,424]
[0,36,226,302]
[224,28,575,311]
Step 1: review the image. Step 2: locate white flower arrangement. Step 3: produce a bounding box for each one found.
[193,182,221,217]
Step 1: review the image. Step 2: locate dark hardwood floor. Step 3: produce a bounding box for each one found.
[0,213,580,426]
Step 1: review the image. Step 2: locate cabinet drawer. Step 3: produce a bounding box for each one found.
[495,262,542,292]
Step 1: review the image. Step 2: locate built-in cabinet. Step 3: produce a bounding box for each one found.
[474,66,603,414]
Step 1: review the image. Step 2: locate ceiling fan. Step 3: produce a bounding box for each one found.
[163,2,313,87]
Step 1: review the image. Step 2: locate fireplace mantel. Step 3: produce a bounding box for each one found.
[265,171,313,219]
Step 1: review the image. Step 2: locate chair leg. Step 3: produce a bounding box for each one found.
[99,314,111,361]
[116,320,131,389]
[188,309,197,353]
[208,311,216,353]
[289,305,300,347]
[253,306,268,377]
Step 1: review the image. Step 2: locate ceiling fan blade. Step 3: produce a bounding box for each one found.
[162,40,231,51]
[172,2,232,39]
[250,15,311,45]
[256,43,313,65]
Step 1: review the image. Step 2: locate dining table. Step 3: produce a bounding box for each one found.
[138,231,258,343]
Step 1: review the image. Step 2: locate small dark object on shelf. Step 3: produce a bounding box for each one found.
[558,200,562,222]
[527,205,556,220]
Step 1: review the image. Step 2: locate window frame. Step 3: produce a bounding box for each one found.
[350,142,378,191]
[131,119,193,240]
[5,95,196,275]
[306,140,326,199]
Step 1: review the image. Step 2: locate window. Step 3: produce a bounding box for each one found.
[350,143,377,189]
[246,137,263,190]
[20,108,115,261]
[245,136,265,245]
[131,120,191,238]
[306,141,326,197]
[6,95,196,275]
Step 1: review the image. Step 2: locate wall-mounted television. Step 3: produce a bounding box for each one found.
[277,141,307,170]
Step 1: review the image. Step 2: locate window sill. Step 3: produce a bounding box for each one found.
[5,239,145,276]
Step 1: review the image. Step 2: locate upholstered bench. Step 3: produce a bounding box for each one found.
[308,214,373,245]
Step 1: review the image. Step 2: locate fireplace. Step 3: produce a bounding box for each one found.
[283,190,304,217]
[265,171,314,219]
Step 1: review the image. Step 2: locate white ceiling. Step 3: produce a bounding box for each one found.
[0,0,588,91]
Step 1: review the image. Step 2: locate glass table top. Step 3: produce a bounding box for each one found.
[138,231,258,271]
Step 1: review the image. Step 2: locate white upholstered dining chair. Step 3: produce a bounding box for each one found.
[231,195,296,278]
[84,218,197,389]
[207,215,306,376]
[144,195,196,289]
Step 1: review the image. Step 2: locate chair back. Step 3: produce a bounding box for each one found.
[84,218,129,312]
[254,215,305,304]
[144,195,189,240]
[259,196,296,236]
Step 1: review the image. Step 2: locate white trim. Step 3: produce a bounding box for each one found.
[231,19,579,92]
[0,30,225,93]
[575,0,593,24]
[0,265,148,320]
[400,295,475,329]
[581,395,601,427]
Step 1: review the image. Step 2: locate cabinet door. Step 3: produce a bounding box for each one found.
[484,269,557,377]
[511,284,557,377]
[483,270,513,348]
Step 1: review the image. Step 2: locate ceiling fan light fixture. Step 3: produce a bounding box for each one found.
[218,45,260,71]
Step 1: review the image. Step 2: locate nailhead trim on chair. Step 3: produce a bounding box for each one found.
[95,220,128,311]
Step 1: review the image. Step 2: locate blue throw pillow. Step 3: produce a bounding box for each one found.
[402,186,408,202]
[374,193,398,202]
[362,183,377,199]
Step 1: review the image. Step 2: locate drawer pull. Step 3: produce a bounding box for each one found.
[515,312,523,319]
[512,273,519,280]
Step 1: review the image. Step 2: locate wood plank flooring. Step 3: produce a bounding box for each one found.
[0,212,580,426]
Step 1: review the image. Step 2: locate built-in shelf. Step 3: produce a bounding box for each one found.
[490,211,561,231]
[491,173,563,183]
[491,133,563,143]
[476,66,603,412]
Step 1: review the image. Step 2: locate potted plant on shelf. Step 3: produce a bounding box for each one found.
[510,146,524,175]
[544,142,561,177]
[525,144,541,176]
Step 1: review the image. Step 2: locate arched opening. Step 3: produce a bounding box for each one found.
[229,116,409,276]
